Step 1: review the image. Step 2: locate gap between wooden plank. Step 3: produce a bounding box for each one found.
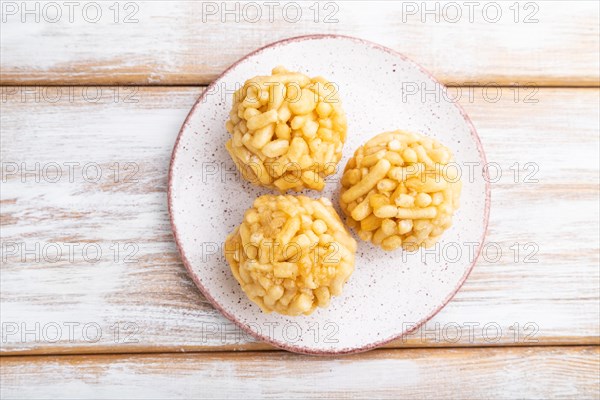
[1,84,599,88]
[1,343,599,359]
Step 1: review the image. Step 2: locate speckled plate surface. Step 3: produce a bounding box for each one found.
[168,35,490,355]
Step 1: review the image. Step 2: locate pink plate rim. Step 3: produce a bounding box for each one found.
[167,34,492,355]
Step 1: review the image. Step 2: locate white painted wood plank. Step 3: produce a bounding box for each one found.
[1,87,598,354]
[1,1,598,85]
[1,347,599,399]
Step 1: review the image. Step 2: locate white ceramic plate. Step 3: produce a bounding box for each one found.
[169,35,490,354]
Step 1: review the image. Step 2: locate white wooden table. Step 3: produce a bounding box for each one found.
[1,1,599,398]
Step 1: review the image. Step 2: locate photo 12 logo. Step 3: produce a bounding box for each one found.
[1,241,140,264]
[400,1,540,23]
[1,321,140,344]
[401,81,540,104]
[402,321,540,344]
[1,161,140,184]
[1,1,140,23]
[198,320,339,344]
[1,87,140,104]
[199,1,340,23]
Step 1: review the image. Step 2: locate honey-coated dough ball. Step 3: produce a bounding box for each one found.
[225,66,347,192]
[339,131,462,251]
[225,195,356,316]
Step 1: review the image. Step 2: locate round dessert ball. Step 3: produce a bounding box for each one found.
[225,195,356,316]
[225,66,347,192]
[339,130,462,251]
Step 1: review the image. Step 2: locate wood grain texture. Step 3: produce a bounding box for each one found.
[1,87,599,355]
[1,1,598,86]
[1,347,599,399]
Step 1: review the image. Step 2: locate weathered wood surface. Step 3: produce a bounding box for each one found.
[1,1,598,86]
[1,87,598,354]
[1,347,599,399]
